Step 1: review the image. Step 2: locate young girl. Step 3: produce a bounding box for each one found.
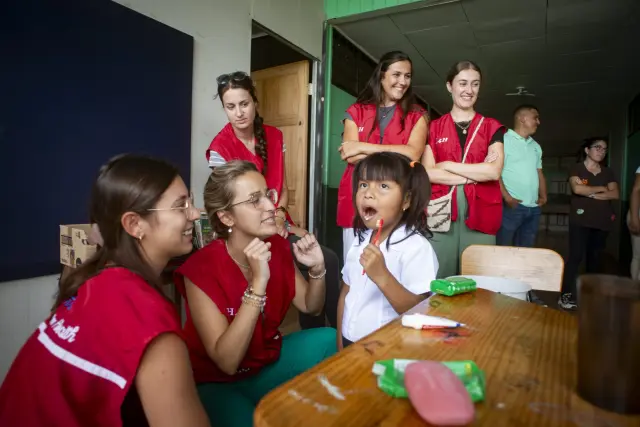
[174,161,336,426]
[337,152,439,349]
[207,71,341,330]
[0,155,209,427]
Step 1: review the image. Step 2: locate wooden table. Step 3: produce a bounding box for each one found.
[255,290,640,426]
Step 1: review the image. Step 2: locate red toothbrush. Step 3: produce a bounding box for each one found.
[362,218,384,275]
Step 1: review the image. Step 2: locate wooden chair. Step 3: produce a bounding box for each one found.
[460,245,564,292]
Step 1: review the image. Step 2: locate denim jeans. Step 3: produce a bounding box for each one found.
[496,203,541,248]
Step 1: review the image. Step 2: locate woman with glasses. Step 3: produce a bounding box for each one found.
[338,51,428,262]
[174,161,336,427]
[206,71,341,331]
[0,155,209,427]
[559,137,619,310]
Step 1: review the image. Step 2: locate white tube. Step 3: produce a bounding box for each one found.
[401,313,464,330]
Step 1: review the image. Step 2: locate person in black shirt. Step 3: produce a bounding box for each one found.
[559,137,619,310]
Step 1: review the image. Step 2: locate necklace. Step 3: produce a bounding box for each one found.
[225,240,249,269]
[379,105,395,120]
[454,120,472,135]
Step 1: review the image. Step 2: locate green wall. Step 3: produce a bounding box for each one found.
[325,0,425,20]
[321,84,356,261]
[326,86,356,187]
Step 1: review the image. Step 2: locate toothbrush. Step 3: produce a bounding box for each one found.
[362,218,384,275]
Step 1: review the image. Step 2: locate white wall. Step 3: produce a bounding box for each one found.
[0,0,324,382]
[0,275,58,379]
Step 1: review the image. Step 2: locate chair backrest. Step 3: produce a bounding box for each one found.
[460,245,564,292]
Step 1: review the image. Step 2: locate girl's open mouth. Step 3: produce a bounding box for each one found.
[362,207,378,221]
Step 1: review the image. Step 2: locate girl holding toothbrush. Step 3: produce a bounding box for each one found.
[337,152,439,349]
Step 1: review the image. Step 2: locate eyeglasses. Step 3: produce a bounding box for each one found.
[590,145,607,152]
[147,192,197,216]
[229,189,278,210]
[216,71,249,87]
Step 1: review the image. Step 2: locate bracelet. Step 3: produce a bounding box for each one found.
[244,288,267,301]
[246,286,266,298]
[308,268,327,280]
[242,295,265,311]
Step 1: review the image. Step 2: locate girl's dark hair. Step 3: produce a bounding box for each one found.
[216,72,268,174]
[204,160,260,239]
[352,152,432,248]
[357,51,418,141]
[578,137,608,162]
[446,60,482,84]
[53,154,179,311]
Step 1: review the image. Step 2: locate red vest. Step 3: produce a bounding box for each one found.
[174,235,295,383]
[0,268,181,427]
[428,114,504,235]
[207,123,294,225]
[337,103,426,228]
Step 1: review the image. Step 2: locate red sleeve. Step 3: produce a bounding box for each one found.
[174,244,229,311]
[484,117,505,143]
[408,106,427,131]
[206,134,231,162]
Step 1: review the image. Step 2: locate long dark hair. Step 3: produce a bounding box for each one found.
[578,137,608,163]
[357,51,418,140]
[53,154,179,310]
[352,152,432,248]
[216,72,268,174]
[203,160,259,239]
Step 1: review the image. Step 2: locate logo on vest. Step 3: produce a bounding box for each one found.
[436,137,448,144]
[226,307,237,316]
[358,126,365,132]
[49,314,80,343]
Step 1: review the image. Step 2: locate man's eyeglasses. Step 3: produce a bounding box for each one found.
[147,192,197,216]
[229,189,278,210]
[590,145,607,152]
[216,71,249,87]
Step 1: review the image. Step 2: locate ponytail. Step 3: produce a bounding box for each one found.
[405,160,432,240]
[254,113,268,174]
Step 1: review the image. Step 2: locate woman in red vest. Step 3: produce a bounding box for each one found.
[207,71,340,331]
[421,60,505,278]
[174,160,336,427]
[0,155,209,427]
[337,51,428,262]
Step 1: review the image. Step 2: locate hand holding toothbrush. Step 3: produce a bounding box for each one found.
[360,219,389,282]
[360,243,390,284]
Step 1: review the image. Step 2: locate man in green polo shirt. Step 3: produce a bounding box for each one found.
[497,105,547,247]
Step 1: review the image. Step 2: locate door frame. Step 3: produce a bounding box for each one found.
[250,21,323,234]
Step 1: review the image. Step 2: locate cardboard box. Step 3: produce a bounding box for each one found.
[60,224,97,268]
